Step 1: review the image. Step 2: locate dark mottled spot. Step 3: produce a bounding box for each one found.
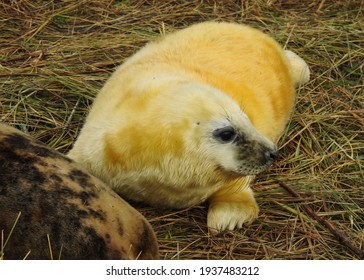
[0,149,46,188]
[51,186,97,207]
[135,222,155,258]
[79,191,94,206]
[3,133,32,150]
[105,234,111,244]
[89,209,106,221]
[2,132,69,163]
[49,174,63,185]
[80,226,112,259]
[76,209,89,218]
[74,208,106,221]
[54,187,78,197]
[68,169,93,188]
[117,219,124,236]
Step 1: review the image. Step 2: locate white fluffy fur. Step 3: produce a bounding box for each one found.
[69,22,310,232]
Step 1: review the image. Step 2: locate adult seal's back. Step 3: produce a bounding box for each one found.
[0,124,159,260]
[68,21,310,232]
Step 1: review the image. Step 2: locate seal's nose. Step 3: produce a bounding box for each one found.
[264,149,278,164]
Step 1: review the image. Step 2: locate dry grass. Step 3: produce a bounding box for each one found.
[1,0,363,260]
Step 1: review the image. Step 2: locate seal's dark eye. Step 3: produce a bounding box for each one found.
[213,126,237,143]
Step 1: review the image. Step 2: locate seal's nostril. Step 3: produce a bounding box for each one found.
[265,150,278,162]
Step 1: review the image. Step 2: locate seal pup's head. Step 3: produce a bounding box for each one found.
[173,82,278,177]
[113,77,278,178]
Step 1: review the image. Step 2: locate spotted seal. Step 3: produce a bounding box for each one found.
[0,124,159,259]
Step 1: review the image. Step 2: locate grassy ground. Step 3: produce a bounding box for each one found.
[1,0,363,259]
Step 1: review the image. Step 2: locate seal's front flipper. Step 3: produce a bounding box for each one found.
[207,176,259,233]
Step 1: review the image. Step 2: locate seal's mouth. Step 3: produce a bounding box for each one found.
[235,163,272,176]
[234,146,278,176]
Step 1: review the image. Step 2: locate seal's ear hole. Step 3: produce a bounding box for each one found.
[213,126,237,143]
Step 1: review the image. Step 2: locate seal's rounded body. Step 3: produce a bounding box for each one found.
[69,22,309,231]
[0,124,159,260]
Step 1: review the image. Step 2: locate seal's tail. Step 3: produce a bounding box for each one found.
[284,50,310,87]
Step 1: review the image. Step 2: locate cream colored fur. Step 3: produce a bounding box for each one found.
[68,22,310,232]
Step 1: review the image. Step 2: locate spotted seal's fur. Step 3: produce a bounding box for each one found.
[0,124,159,260]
